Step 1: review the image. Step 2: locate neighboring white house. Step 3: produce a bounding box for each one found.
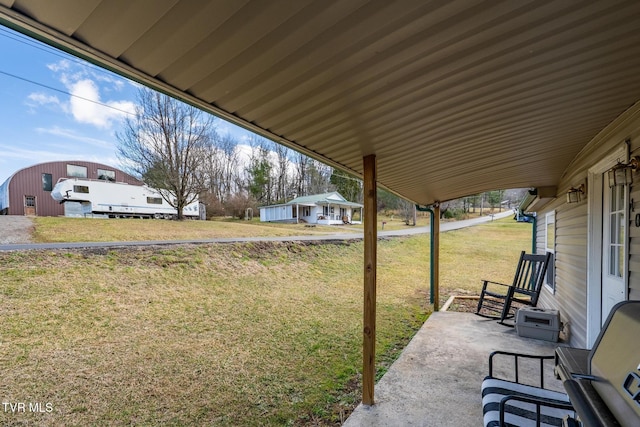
[259,192,362,225]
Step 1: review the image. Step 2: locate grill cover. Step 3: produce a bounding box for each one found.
[589,301,640,427]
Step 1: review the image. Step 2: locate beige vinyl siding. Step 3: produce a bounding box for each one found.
[554,202,588,347]
[537,199,588,347]
[628,181,640,301]
[598,107,640,309]
[535,102,640,348]
[625,119,640,303]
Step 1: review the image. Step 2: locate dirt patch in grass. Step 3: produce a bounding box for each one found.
[0,215,34,244]
[442,294,481,313]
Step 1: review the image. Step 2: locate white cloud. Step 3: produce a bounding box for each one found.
[235,143,253,166]
[0,143,62,161]
[43,59,137,130]
[67,78,135,128]
[34,126,113,149]
[25,92,68,115]
[46,59,71,73]
[218,122,254,144]
[27,92,61,106]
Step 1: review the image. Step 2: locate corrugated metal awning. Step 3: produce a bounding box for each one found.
[2,0,640,205]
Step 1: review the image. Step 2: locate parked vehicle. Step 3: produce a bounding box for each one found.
[513,210,534,223]
[51,178,201,219]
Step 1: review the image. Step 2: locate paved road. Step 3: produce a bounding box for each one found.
[378,210,514,236]
[0,210,514,251]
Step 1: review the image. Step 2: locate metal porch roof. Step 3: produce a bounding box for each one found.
[2,0,640,205]
[287,192,362,207]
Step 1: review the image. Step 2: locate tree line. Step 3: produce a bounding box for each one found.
[116,89,525,220]
[116,88,361,219]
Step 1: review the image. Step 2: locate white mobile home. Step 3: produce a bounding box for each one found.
[259,192,362,225]
[51,178,202,219]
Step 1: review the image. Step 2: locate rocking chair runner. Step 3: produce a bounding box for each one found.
[476,251,551,324]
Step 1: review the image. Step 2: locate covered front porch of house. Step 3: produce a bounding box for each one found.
[315,203,363,225]
[344,310,565,427]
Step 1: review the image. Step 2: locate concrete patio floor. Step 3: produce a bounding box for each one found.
[343,311,566,427]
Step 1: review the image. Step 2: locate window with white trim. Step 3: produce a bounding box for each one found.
[545,211,556,291]
[97,168,115,181]
[67,164,87,178]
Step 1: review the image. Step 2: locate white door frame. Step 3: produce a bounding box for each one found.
[601,182,629,323]
[586,143,628,347]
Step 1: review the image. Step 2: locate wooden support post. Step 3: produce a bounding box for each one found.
[433,204,440,311]
[362,154,377,405]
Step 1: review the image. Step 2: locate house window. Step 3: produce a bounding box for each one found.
[545,211,556,291]
[42,173,52,191]
[73,185,89,193]
[67,164,87,178]
[97,168,115,181]
[24,196,35,207]
[302,207,310,217]
[147,197,163,204]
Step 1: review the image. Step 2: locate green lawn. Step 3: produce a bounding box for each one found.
[0,217,530,425]
[31,216,358,243]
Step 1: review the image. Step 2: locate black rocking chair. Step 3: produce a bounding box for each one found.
[476,251,551,324]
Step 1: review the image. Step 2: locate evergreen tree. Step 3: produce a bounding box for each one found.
[329,169,362,202]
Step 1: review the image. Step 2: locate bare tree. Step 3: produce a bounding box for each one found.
[272,143,291,203]
[292,152,309,197]
[219,135,244,200]
[398,198,416,225]
[116,88,216,219]
[307,159,332,195]
[203,134,242,205]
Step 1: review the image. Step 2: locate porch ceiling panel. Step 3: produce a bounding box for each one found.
[2,0,640,205]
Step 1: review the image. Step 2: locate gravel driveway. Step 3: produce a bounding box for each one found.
[0,216,34,244]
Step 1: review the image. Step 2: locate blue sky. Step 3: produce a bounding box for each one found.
[0,26,252,184]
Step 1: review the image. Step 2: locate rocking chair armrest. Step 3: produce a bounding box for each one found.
[489,351,555,388]
[479,280,514,300]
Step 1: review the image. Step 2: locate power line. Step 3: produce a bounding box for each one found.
[0,27,120,78]
[0,69,136,116]
[0,27,137,115]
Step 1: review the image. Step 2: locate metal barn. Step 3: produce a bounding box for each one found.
[0,161,142,216]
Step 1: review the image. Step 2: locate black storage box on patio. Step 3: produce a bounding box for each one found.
[515,307,560,342]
